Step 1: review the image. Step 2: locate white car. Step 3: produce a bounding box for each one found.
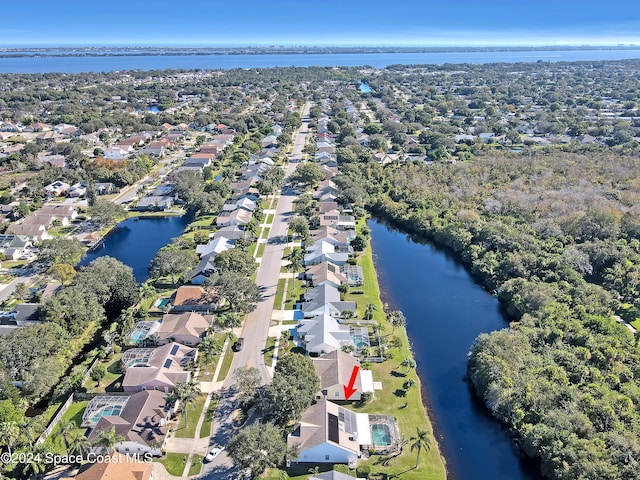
[204,445,224,463]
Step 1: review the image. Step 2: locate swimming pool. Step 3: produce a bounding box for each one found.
[90,405,123,424]
[371,423,392,447]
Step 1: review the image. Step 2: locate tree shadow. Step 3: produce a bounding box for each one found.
[390,370,406,378]
[393,389,407,398]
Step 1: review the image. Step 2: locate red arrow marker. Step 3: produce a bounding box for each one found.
[343,365,360,400]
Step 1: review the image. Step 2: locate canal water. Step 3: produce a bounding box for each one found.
[368,218,542,480]
[80,214,192,282]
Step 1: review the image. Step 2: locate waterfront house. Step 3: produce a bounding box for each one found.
[305,261,348,289]
[215,208,252,227]
[189,253,218,285]
[287,400,371,465]
[302,284,356,318]
[195,236,234,258]
[171,285,217,312]
[312,350,374,402]
[135,196,174,211]
[304,241,349,266]
[297,313,353,355]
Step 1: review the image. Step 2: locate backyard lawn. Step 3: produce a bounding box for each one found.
[43,401,89,454]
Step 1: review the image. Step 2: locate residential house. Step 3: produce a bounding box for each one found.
[310,226,355,246]
[305,261,348,289]
[312,350,375,402]
[87,390,173,456]
[35,204,78,225]
[156,312,214,345]
[171,285,217,312]
[188,253,217,285]
[67,183,87,198]
[43,180,70,196]
[302,284,356,318]
[212,225,247,242]
[297,313,353,355]
[104,147,130,160]
[319,210,356,230]
[140,141,166,157]
[195,236,234,258]
[215,208,252,227]
[75,453,153,480]
[220,197,256,214]
[6,222,52,241]
[287,400,371,465]
[309,472,359,480]
[122,342,197,393]
[135,196,174,211]
[305,241,349,266]
[0,234,31,259]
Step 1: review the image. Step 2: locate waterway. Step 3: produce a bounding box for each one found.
[79,214,192,283]
[368,218,542,480]
[1,49,640,73]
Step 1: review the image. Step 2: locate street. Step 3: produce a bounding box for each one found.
[200,103,311,477]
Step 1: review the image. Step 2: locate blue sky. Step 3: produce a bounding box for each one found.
[2,0,640,47]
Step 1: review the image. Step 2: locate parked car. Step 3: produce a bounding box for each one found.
[204,445,224,463]
[234,337,244,351]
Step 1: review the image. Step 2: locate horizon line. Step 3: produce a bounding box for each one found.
[1,43,639,49]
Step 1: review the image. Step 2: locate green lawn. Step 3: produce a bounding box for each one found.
[189,455,204,476]
[44,401,89,454]
[266,213,274,224]
[631,318,640,331]
[274,278,286,310]
[156,452,189,476]
[263,336,277,366]
[256,242,266,257]
[260,227,271,240]
[284,277,305,308]
[83,353,123,393]
[199,398,218,438]
[217,342,234,382]
[174,393,207,439]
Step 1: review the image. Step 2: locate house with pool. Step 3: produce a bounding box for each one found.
[312,350,376,402]
[84,390,174,456]
[121,342,196,393]
[287,400,399,466]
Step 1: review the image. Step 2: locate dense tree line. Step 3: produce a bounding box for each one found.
[338,150,640,479]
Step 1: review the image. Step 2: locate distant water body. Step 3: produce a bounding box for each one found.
[1,49,640,73]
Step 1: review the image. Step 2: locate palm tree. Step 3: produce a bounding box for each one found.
[400,357,416,373]
[139,281,157,304]
[388,310,406,334]
[20,445,49,479]
[56,419,76,453]
[94,426,124,454]
[364,303,377,320]
[67,428,91,457]
[0,421,20,467]
[198,335,223,366]
[403,378,416,391]
[175,380,202,426]
[410,427,432,469]
[286,248,305,291]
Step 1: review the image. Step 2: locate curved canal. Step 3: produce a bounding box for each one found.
[368,218,542,480]
[80,214,192,282]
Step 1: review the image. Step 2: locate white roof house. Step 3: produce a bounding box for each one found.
[195,237,234,258]
[298,313,353,355]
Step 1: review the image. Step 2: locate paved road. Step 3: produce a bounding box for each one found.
[201,103,312,477]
